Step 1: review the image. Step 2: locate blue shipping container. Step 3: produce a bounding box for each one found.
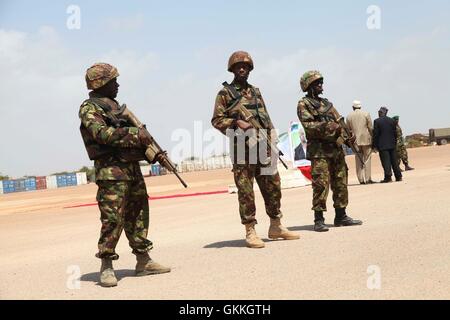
[57,175,68,187]
[25,178,37,191]
[2,180,16,193]
[2,180,14,189]
[66,173,77,186]
[151,164,161,176]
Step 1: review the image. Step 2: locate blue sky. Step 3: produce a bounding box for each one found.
[1,1,449,177]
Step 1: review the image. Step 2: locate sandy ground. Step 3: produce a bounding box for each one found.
[0,146,449,300]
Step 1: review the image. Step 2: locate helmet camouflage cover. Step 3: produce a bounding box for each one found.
[228,51,254,72]
[85,62,119,90]
[300,70,323,92]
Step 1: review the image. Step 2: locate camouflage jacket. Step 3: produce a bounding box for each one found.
[211,82,275,163]
[396,124,404,146]
[212,81,275,133]
[297,96,344,159]
[79,92,145,181]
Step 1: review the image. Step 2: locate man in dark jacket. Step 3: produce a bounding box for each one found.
[373,107,402,183]
[294,131,307,161]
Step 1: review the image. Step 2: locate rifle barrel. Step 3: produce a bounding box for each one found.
[174,171,188,188]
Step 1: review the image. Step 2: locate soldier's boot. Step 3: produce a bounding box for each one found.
[244,222,265,248]
[405,164,415,171]
[268,218,300,240]
[99,258,118,287]
[135,252,171,277]
[334,208,363,227]
[314,211,329,232]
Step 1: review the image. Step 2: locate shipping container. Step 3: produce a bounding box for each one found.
[56,175,68,187]
[151,164,161,176]
[2,180,16,194]
[14,179,26,192]
[25,177,37,191]
[46,175,58,189]
[66,173,77,186]
[36,176,47,190]
[140,165,151,177]
[76,172,88,185]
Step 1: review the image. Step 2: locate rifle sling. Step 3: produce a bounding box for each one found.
[86,98,125,128]
[222,82,263,124]
[304,97,336,122]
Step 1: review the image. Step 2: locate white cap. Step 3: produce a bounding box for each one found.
[352,100,362,109]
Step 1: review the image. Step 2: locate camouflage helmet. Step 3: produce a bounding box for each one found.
[85,62,119,90]
[227,51,254,72]
[300,70,323,92]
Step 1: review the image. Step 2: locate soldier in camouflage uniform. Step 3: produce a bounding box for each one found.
[297,71,363,232]
[212,51,299,248]
[79,63,170,287]
[392,116,414,171]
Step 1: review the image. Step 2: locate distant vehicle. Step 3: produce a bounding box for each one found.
[429,128,450,145]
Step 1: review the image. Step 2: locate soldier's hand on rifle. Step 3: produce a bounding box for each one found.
[155,151,171,169]
[236,120,253,131]
[138,128,152,146]
[327,122,342,135]
[348,134,356,144]
[155,151,165,163]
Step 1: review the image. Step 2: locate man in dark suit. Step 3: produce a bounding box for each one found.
[294,143,306,160]
[294,131,307,161]
[373,107,402,183]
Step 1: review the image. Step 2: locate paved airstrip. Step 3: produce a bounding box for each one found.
[1,146,449,299]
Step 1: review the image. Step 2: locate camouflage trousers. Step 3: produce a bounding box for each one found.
[233,164,283,225]
[95,179,153,260]
[311,155,349,212]
[396,144,409,167]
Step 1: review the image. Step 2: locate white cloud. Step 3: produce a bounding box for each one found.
[0,26,449,177]
[250,31,450,137]
[0,27,160,178]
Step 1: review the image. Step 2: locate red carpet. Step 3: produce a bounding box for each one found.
[63,189,229,209]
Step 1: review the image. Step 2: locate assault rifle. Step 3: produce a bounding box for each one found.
[117,104,188,188]
[329,108,365,167]
[224,83,288,169]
